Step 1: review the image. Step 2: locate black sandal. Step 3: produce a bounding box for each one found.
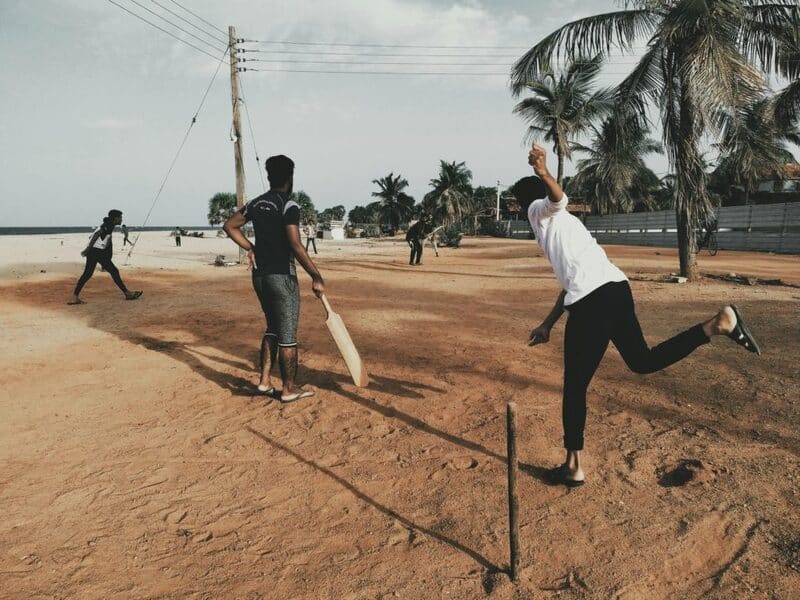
[728,305,761,356]
[544,465,585,488]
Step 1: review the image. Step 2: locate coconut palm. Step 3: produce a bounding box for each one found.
[715,96,800,203]
[423,160,474,225]
[513,54,613,184]
[511,0,800,280]
[371,173,415,230]
[571,112,662,214]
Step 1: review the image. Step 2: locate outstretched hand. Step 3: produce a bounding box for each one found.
[528,144,548,178]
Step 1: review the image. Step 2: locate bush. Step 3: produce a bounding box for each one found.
[440,224,463,247]
[360,224,381,238]
[481,219,510,237]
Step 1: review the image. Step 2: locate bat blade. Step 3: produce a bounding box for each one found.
[325,311,369,388]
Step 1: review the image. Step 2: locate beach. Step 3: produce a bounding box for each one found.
[1,233,799,599]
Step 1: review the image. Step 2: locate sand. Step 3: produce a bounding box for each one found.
[0,232,798,599]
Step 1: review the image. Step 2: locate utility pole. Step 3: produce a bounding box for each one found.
[496,179,501,221]
[229,26,246,263]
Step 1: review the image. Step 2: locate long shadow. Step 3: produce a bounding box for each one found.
[130,333,254,397]
[299,366,506,463]
[245,425,503,574]
[327,260,552,280]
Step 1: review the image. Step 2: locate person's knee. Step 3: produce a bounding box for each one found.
[625,356,655,374]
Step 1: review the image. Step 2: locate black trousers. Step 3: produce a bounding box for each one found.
[305,236,317,254]
[74,250,127,296]
[562,281,709,451]
[408,239,422,264]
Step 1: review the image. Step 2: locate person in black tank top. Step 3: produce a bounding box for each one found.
[68,209,142,305]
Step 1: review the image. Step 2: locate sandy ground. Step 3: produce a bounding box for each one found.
[0,232,799,599]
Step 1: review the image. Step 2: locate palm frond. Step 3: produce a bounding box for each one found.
[510,9,661,95]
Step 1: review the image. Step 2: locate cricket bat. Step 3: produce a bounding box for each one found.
[320,294,369,387]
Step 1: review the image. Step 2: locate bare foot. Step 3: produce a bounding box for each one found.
[704,306,737,337]
[67,297,84,305]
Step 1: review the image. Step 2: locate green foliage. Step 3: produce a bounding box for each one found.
[291,191,317,223]
[423,160,474,225]
[513,55,612,183]
[440,224,463,248]
[371,172,415,230]
[318,205,346,225]
[207,192,237,227]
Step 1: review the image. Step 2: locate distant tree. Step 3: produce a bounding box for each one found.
[714,96,800,204]
[207,192,237,227]
[571,113,662,214]
[318,205,346,225]
[371,172,415,230]
[423,160,474,225]
[513,55,612,185]
[292,191,317,223]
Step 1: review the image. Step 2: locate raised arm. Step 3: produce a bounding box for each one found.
[529,144,565,205]
[528,289,567,346]
[286,224,325,298]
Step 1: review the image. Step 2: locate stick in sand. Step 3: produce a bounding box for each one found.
[507,401,520,582]
[320,293,369,387]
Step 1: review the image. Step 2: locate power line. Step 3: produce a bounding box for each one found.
[125,0,224,53]
[126,47,230,263]
[243,38,534,50]
[241,67,511,76]
[150,0,228,45]
[241,58,520,66]
[238,77,267,193]
[105,0,222,59]
[167,0,227,35]
[240,48,524,58]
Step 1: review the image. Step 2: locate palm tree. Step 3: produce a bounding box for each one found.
[423,160,473,225]
[513,55,613,184]
[371,173,415,230]
[715,96,800,203]
[570,113,662,214]
[511,0,800,280]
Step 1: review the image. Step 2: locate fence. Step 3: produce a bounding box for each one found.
[583,203,800,253]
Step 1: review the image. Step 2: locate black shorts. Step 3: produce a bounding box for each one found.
[252,273,300,347]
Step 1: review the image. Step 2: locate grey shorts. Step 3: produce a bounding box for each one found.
[252,273,300,347]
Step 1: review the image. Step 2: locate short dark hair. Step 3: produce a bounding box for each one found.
[510,176,547,206]
[265,155,295,188]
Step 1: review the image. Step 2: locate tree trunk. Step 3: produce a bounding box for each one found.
[676,207,697,280]
[557,148,565,186]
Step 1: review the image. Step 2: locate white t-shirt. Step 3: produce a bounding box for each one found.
[90,227,112,251]
[527,194,626,306]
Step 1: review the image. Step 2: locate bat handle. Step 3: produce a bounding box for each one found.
[319,293,333,317]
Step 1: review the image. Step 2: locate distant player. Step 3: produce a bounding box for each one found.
[68,209,143,305]
[405,214,428,265]
[425,224,444,257]
[304,220,318,254]
[224,154,325,403]
[516,144,761,487]
[174,226,182,247]
[121,223,132,246]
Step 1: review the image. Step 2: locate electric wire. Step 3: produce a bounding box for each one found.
[238,77,267,192]
[105,0,222,59]
[125,47,230,263]
[242,38,535,49]
[240,67,511,76]
[150,0,228,45]
[167,0,228,35]
[125,0,225,52]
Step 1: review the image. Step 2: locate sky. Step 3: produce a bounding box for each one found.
[0,1,685,226]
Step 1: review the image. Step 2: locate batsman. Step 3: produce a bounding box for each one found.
[516,144,761,487]
[224,154,324,403]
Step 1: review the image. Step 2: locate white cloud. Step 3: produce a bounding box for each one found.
[84,117,144,130]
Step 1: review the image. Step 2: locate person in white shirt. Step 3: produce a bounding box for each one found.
[517,144,761,487]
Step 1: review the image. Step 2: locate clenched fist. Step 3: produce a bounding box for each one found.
[528,143,549,178]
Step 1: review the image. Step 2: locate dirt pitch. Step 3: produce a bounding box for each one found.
[1,238,798,599]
